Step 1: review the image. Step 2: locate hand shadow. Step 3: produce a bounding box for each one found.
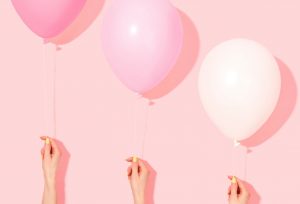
[243,180,261,204]
[241,58,297,147]
[47,0,105,45]
[142,10,200,99]
[143,160,157,204]
[54,139,71,204]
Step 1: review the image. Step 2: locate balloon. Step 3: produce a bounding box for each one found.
[11,0,86,38]
[101,0,183,93]
[198,39,281,141]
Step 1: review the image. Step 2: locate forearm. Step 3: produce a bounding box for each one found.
[42,182,57,204]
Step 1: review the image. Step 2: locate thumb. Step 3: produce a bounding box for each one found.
[131,157,139,179]
[44,137,51,160]
[229,183,238,200]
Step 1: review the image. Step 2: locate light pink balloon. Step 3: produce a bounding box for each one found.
[11,0,86,38]
[101,0,183,93]
[198,39,281,141]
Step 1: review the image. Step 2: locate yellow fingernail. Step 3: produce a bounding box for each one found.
[231,176,237,184]
[132,156,138,163]
[45,138,50,145]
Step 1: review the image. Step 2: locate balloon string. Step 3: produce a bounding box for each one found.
[53,46,57,138]
[131,94,149,158]
[132,94,140,157]
[42,43,47,136]
[244,147,249,180]
[42,44,57,138]
[140,100,150,158]
[231,140,235,176]
[231,138,239,176]
[231,139,248,181]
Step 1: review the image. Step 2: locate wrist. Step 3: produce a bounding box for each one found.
[44,173,56,185]
[44,179,56,190]
[134,200,145,204]
[134,196,145,204]
[44,184,56,199]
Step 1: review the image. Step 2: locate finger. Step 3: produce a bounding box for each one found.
[127,166,132,175]
[126,156,139,162]
[228,176,237,184]
[235,177,249,198]
[49,138,61,159]
[138,159,147,170]
[235,177,246,192]
[40,148,45,159]
[127,166,132,179]
[40,136,48,140]
[126,157,133,162]
[229,182,238,199]
[132,156,138,163]
[40,136,47,159]
[43,137,51,160]
[131,160,139,179]
[227,186,231,195]
[138,160,149,177]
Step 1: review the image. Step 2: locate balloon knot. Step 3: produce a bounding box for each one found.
[234,139,240,147]
[56,45,62,51]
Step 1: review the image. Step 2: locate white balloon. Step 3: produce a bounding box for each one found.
[198,39,281,141]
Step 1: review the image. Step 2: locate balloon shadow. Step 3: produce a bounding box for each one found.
[243,180,261,204]
[47,0,105,45]
[55,139,71,204]
[142,10,200,99]
[241,58,297,147]
[143,160,157,204]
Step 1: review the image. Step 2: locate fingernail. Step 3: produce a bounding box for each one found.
[45,137,50,145]
[132,156,138,163]
[231,176,237,184]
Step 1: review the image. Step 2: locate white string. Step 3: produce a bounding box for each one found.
[244,147,248,180]
[42,44,57,138]
[231,139,236,176]
[231,138,240,176]
[230,138,249,181]
[53,46,57,138]
[140,100,150,158]
[42,43,47,136]
[131,94,150,159]
[131,94,141,157]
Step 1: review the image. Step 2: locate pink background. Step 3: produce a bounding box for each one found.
[0,0,299,204]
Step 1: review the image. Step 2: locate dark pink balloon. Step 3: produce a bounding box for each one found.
[12,0,86,38]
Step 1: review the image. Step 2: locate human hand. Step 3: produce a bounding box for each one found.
[127,157,150,204]
[40,136,61,188]
[228,176,250,204]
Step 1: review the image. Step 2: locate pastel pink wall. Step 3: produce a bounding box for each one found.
[0,0,299,204]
